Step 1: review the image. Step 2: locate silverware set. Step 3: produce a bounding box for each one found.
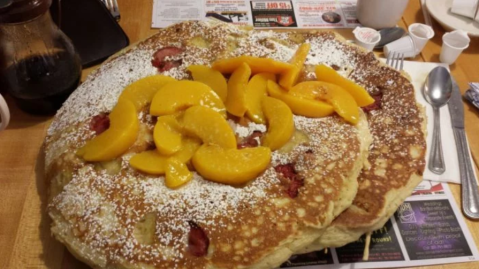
[386,54,479,219]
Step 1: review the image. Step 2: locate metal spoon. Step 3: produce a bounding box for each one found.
[423,67,452,175]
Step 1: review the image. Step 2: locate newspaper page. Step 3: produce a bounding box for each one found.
[152,0,204,28]
[281,181,479,268]
[205,0,253,26]
[152,0,361,28]
[250,1,298,27]
[292,0,359,28]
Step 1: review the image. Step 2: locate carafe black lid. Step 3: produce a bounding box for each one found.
[0,0,51,23]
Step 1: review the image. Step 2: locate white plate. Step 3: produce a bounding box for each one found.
[426,0,479,36]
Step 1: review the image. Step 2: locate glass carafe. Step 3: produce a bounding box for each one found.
[0,0,82,115]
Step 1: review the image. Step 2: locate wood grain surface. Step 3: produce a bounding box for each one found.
[0,0,478,268]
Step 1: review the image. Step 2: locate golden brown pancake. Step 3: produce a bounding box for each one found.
[297,36,427,253]
[45,20,372,268]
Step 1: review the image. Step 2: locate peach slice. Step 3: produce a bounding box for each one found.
[279,43,311,89]
[244,73,276,124]
[266,80,334,118]
[290,81,359,124]
[187,65,228,102]
[225,62,251,117]
[182,106,236,148]
[150,80,226,117]
[129,137,201,175]
[173,137,202,164]
[118,75,176,110]
[192,145,271,185]
[77,99,139,161]
[154,115,182,155]
[165,158,193,189]
[314,64,374,107]
[262,96,295,150]
[129,150,168,175]
[212,56,294,74]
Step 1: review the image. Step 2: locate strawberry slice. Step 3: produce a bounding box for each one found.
[187,221,209,257]
[274,163,304,198]
[237,130,263,149]
[89,114,110,135]
[151,47,184,72]
[362,92,383,112]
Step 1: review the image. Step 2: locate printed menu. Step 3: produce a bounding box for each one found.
[152,0,360,28]
[281,181,479,268]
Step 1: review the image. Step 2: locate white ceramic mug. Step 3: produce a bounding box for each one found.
[357,0,410,29]
[0,94,10,131]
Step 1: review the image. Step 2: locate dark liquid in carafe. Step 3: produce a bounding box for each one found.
[0,52,81,115]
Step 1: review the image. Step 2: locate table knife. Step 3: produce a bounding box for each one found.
[448,78,479,219]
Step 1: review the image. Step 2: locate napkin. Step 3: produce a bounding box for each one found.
[451,0,479,22]
[379,60,461,184]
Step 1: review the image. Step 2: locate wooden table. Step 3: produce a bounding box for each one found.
[0,0,478,268]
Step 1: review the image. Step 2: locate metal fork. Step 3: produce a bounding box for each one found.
[386,52,404,70]
[100,0,121,21]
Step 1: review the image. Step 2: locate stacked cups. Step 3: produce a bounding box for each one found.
[384,23,434,58]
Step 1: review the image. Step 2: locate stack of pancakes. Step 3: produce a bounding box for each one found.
[45,20,426,268]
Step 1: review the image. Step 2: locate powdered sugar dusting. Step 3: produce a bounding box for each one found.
[229,119,267,138]
[306,37,357,69]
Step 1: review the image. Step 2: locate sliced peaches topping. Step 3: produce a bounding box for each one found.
[187,65,228,102]
[181,106,236,149]
[154,115,182,155]
[279,43,311,89]
[129,137,200,175]
[225,62,251,117]
[245,73,276,124]
[315,64,374,107]
[290,81,359,124]
[150,80,226,117]
[192,145,271,185]
[129,150,168,175]
[212,56,294,74]
[77,99,139,161]
[266,80,334,118]
[173,137,202,163]
[118,75,176,110]
[165,158,193,188]
[262,96,295,150]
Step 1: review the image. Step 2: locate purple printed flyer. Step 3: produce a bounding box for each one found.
[285,182,479,269]
[335,220,404,263]
[395,200,472,260]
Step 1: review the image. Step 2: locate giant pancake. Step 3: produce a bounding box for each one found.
[43,19,424,269]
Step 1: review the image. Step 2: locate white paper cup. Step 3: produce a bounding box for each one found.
[0,94,10,131]
[383,35,417,58]
[408,23,434,55]
[353,27,381,51]
[440,30,470,65]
